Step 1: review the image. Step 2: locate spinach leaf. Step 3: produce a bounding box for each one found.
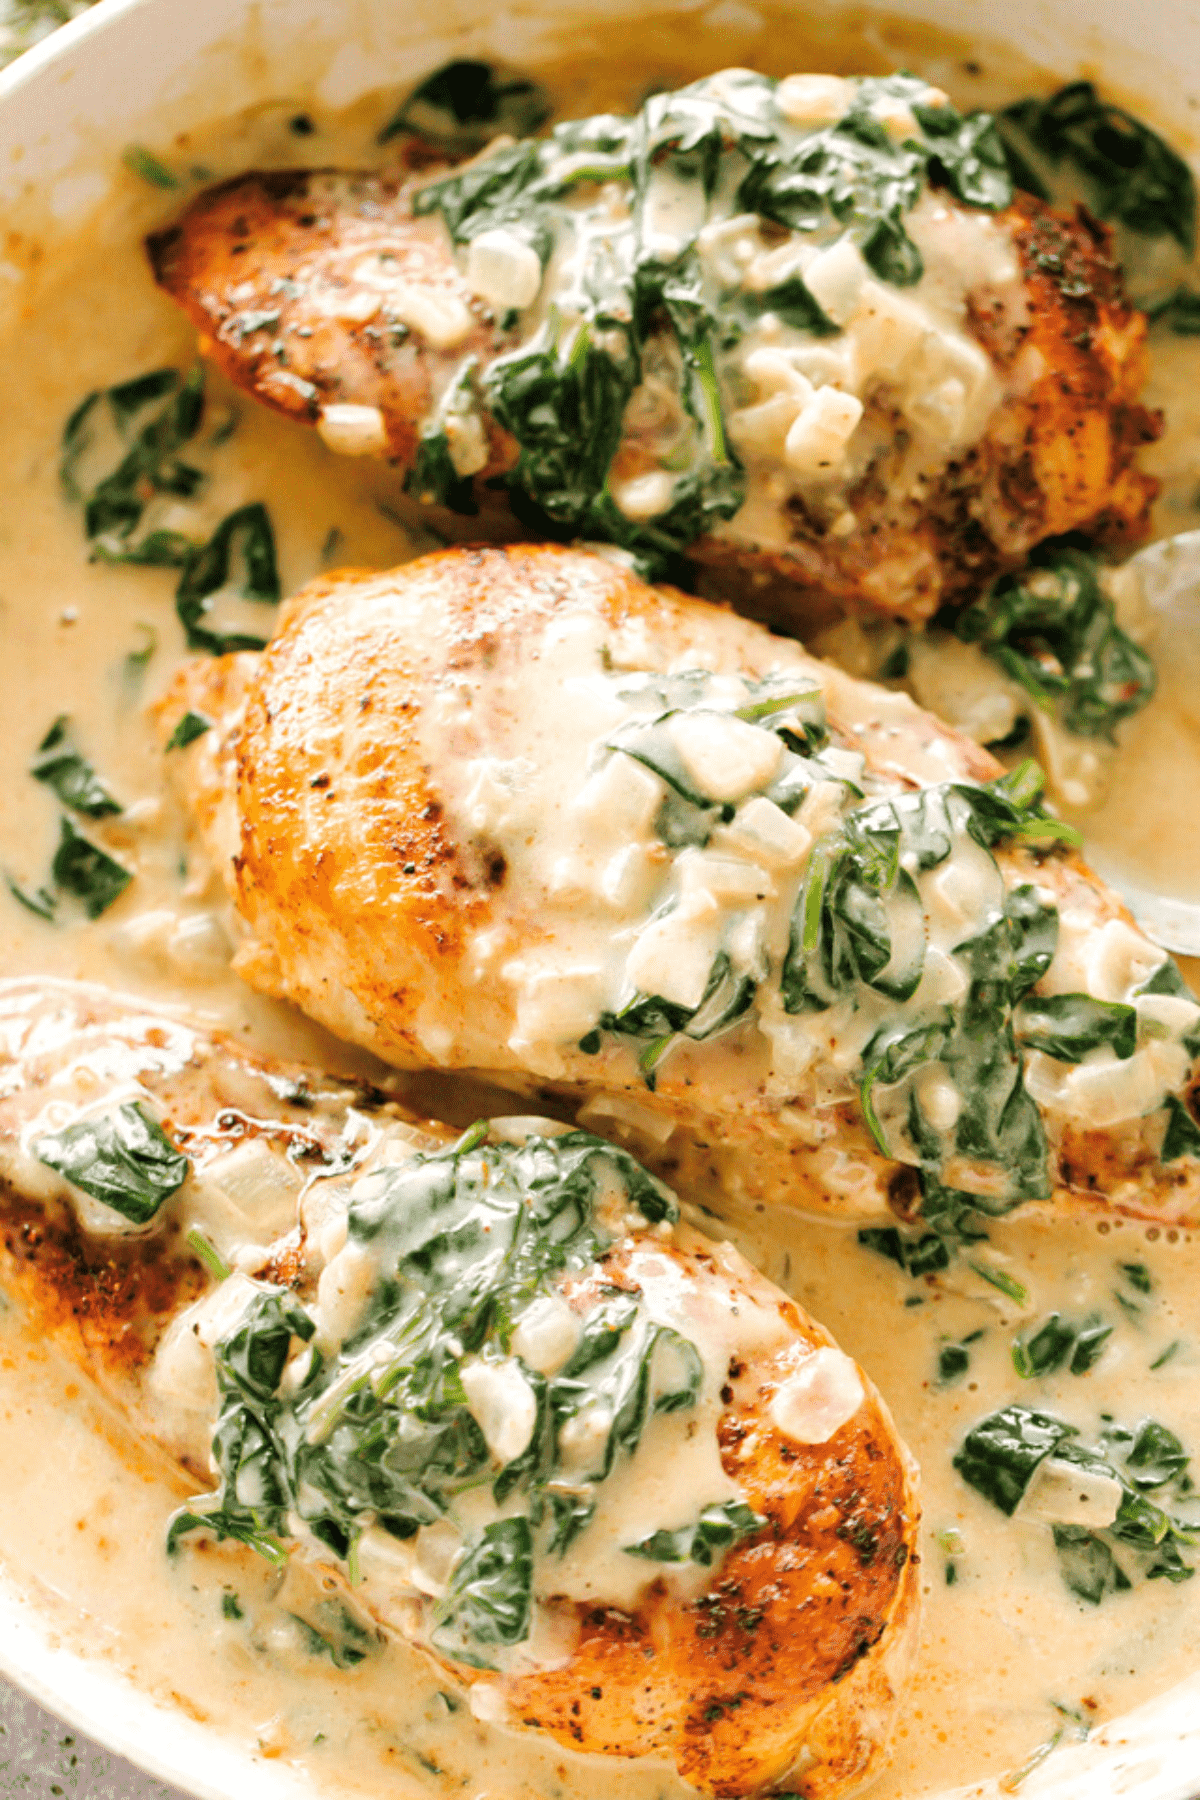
[1012,1313,1079,1379]
[738,76,1011,288]
[122,145,179,190]
[857,1225,951,1276]
[31,717,121,817]
[1071,1319,1115,1375]
[600,950,756,1086]
[1149,287,1200,334]
[64,365,206,546]
[953,1404,1077,1515]
[1162,1095,1200,1163]
[1016,993,1137,1063]
[957,1404,1198,1599]
[1124,1418,1189,1490]
[174,503,280,653]
[782,772,1067,1245]
[1052,1525,1131,1605]
[954,544,1156,742]
[1012,1312,1113,1379]
[5,874,58,922]
[287,1600,376,1668]
[60,367,281,654]
[405,359,482,515]
[51,817,132,918]
[165,710,212,751]
[859,1013,952,1156]
[380,60,551,151]
[33,1100,189,1223]
[625,1499,765,1565]
[937,1334,982,1383]
[432,1518,533,1668]
[1000,82,1195,252]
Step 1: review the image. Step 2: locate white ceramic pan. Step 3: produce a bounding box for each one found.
[2,2,1200,1796]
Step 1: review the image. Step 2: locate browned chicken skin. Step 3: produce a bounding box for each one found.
[0,981,920,1799]
[148,167,1157,627]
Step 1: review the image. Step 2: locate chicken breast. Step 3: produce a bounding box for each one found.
[146,71,1158,627]
[0,980,919,1800]
[159,543,1200,1243]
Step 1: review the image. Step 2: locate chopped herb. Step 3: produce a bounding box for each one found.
[954,544,1156,742]
[1119,1262,1153,1295]
[50,817,132,918]
[33,1101,190,1224]
[625,1499,766,1565]
[31,717,121,818]
[1151,1341,1182,1371]
[121,145,179,189]
[186,1226,232,1282]
[221,1591,244,1621]
[165,710,213,751]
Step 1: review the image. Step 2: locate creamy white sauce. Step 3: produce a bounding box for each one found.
[0,17,1199,1800]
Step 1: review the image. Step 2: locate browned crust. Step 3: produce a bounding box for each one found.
[0,1189,204,1378]
[147,168,518,474]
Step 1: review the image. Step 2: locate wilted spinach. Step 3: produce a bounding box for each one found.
[999,81,1195,253]
[60,366,280,654]
[33,1101,190,1224]
[953,544,1156,742]
[31,717,121,818]
[167,1127,739,1670]
[411,71,1012,574]
[954,1403,1199,1601]
[380,59,551,152]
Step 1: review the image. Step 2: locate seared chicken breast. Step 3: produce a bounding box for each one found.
[147,71,1157,627]
[0,980,919,1800]
[160,544,1200,1242]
